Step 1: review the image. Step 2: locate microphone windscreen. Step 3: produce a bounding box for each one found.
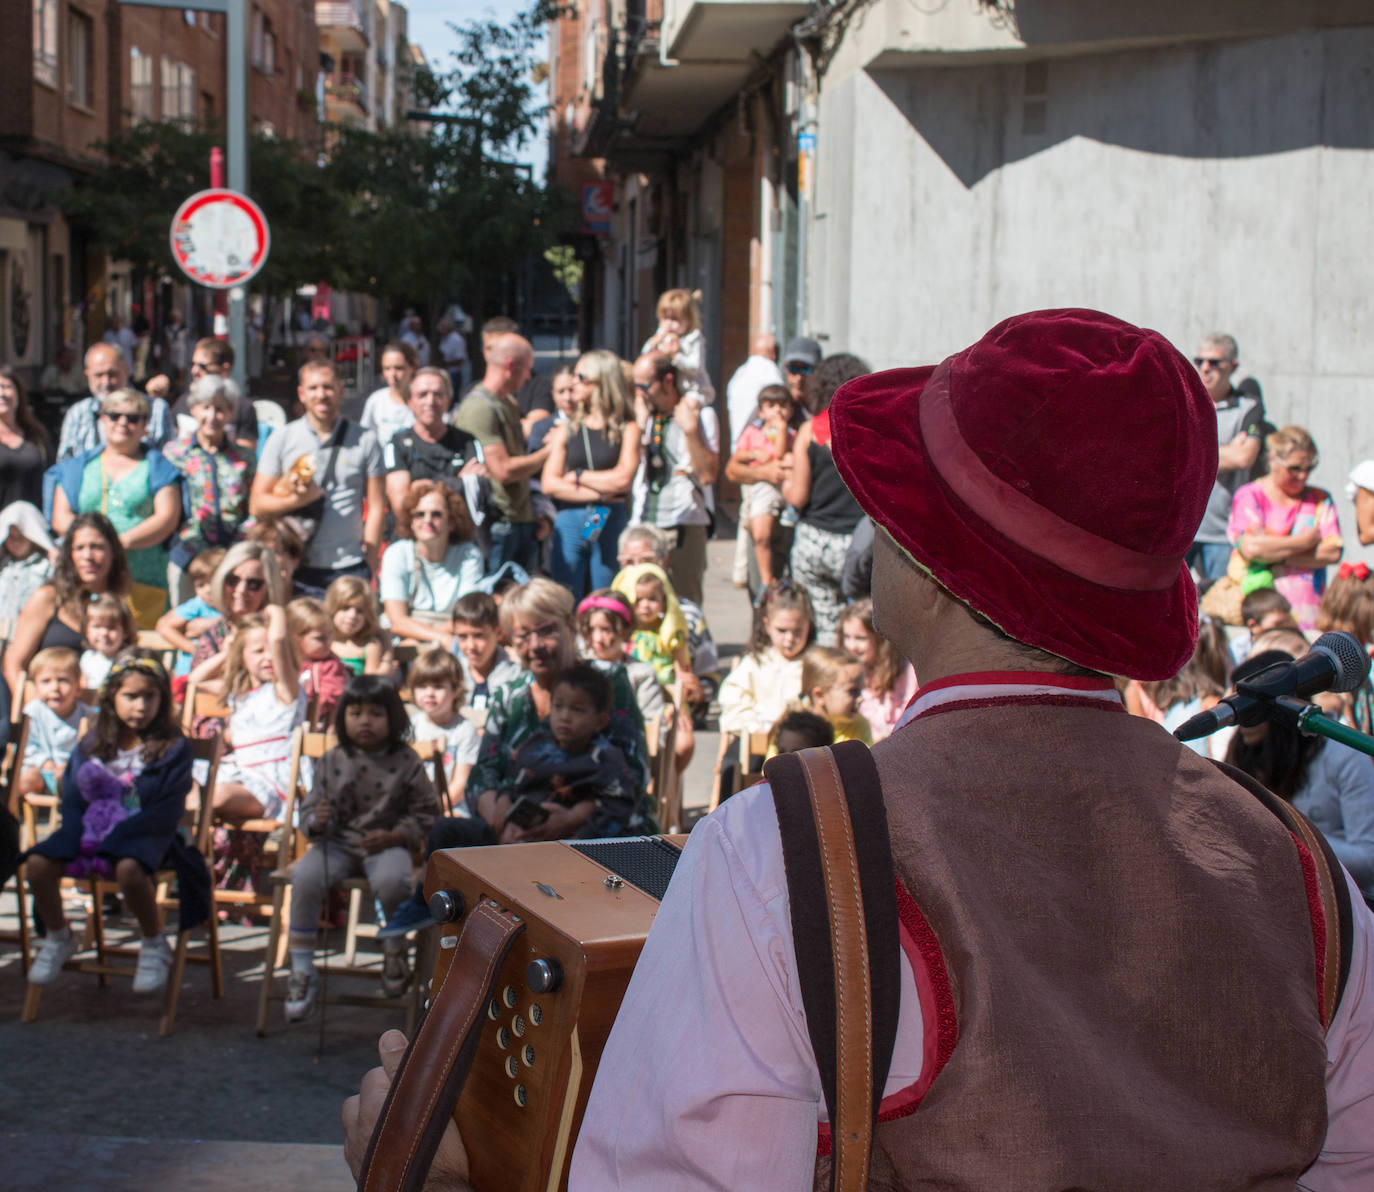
[1311,630,1372,693]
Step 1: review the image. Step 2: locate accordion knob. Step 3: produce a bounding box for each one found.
[527,957,563,994]
[429,889,466,923]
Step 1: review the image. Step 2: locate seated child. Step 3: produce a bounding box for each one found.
[797,645,873,746]
[1231,587,1298,668]
[1131,617,1232,757]
[0,501,56,635]
[156,547,226,678]
[771,708,835,756]
[839,598,917,742]
[407,648,480,799]
[326,575,393,677]
[578,589,693,771]
[718,581,813,738]
[286,676,441,1021]
[729,384,796,586]
[288,596,348,726]
[610,563,702,705]
[1317,566,1374,736]
[17,647,96,801]
[496,664,639,842]
[24,655,203,995]
[451,592,521,729]
[81,593,137,691]
[209,603,307,823]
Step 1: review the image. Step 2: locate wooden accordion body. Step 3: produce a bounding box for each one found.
[424,834,686,1192]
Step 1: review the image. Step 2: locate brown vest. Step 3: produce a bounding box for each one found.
[861,700,1328,1191]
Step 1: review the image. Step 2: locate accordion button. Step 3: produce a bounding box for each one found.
[512,1014,526,1037]
[505,1057,519,1078]
[522,1044,535,1067]
[429,890,465,923]
[529,1003,543,1026]
[503,985,518,1008]
[497,1027,511,1049]
[527,957,563,994]
[514,1085,528,1108]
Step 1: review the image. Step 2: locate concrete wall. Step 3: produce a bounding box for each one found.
[811,26,1374,555]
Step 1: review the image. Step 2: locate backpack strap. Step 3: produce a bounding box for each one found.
[765,741,899,1192]
[1210,759,1353,1029]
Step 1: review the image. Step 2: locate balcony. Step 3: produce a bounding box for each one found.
[316,0,369,52]
[660,0,807,63]
[325,76,370,121]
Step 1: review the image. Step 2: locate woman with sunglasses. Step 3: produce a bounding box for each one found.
[50,388,181,629]
[1227,424,1344,630]
[380,479,484,648]
[541,350,640,600]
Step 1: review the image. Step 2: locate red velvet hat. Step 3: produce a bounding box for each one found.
[828,308,1216,680]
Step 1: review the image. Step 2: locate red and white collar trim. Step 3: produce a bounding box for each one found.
[896,670,1121,731]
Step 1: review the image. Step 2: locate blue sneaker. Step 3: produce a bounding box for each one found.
[376,896,435,939]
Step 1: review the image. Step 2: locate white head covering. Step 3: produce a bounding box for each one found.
[0,500,57,557]
[1347,460,1374,503]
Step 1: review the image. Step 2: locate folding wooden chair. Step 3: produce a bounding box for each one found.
[1,714,35,967]
[136,629,178,672]
[709,729,771,812]
[255,728,427,1036]
[20,734,225,1036]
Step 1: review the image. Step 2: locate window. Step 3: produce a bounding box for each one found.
[67,8,93,108]
[33,0,59,87]
[161,56,196,122]
[252,9,277,74]
[129,46,154,121]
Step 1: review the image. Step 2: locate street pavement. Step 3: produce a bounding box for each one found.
[0,536,750,1190]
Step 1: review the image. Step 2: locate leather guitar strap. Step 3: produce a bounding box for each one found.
[357,902,526,1192]
[765,741,899,1192]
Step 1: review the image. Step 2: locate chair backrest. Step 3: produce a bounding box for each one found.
[652,702,681,833]
[2,714,33,820]
[409,737,452,815]
[136,629,178,672]
[182,679,231,733]
[186,734,224,854]
[278,728,339,864]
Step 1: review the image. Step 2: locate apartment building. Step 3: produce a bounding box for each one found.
[318,0,412,132]
[563,0,1374,516]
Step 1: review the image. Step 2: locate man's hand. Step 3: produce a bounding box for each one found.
[313,801,333,832]
[342,1029,473,1190]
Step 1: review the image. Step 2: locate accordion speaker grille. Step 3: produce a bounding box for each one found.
[568,836,684,900]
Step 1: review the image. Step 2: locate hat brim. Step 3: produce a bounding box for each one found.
[829,367,1198,681]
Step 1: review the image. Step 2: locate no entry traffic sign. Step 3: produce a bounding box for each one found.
[169,189,271,289]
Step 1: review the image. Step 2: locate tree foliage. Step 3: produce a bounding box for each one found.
[56,2,576,325]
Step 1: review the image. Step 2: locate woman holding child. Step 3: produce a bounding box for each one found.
[4,513,130,704]
[379,479,484,648]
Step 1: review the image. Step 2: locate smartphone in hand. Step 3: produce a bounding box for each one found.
[504,795,551,831]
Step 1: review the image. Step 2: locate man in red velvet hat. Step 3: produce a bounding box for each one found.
[345,309,1374,1191]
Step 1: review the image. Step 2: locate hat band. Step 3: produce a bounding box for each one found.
[918,365,1181,592]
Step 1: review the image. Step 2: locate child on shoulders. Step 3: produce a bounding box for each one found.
[81,593,137,692]
[17,647,96,801]
[640,289,714,407]
[407,648,480,800]
[285,676,441,1022]
[156,548,226,678]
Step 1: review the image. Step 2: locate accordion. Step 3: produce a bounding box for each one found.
[359,834,687,1192]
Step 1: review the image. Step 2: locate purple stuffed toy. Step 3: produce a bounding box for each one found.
[66,759,132,879]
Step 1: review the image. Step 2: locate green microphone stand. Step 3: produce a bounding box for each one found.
[1272,696,1374,759]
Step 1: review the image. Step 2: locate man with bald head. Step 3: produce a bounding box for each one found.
[56,342,172,460]
[453,332,551,574]
[725,332,783,452]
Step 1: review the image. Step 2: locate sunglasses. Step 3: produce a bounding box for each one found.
[785,362,813,376]
[224,575,266,593]
[1277,461,1315,475]
[1193,356,1231,369]
[634,381,653,393]
[104,410,147,425]
[412,510,445,522]
[575,372,594,383]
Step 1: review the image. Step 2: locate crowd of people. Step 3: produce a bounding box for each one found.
[2,304,1373,1043]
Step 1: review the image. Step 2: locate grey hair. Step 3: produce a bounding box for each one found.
[410,365,453,403]
[1201,333,1239,361]
[100,387,149,416]
[617,523,670,563]
[187,372,241,412]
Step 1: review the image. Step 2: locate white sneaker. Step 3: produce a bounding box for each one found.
[132,935,174,994]
[285,969,318,1022]
[27,929,78,986]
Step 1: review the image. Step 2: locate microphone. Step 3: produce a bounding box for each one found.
[1173,630,1371,741]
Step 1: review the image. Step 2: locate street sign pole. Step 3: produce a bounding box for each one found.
[118,0,249,393]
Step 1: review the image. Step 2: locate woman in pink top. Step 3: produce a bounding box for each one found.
[1228,424,1344,630]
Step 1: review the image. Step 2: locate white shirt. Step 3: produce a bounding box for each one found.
[630,402,720,530]
[726,354,785,450]
[437,331,467,366]
[360,387,415,449]
[570,676,1374,1190]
